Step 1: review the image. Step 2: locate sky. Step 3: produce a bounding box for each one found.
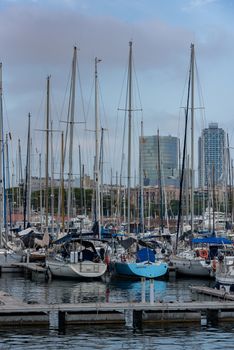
[1,0,234,185]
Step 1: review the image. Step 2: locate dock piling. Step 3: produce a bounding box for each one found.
[141,277,145,303]
[150,279,154,304]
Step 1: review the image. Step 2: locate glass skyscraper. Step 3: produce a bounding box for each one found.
[140,135,179,187]
[198,123,225,187]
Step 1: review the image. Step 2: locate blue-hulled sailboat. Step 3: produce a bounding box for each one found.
[112,42,168,279]
[113,238,168,278]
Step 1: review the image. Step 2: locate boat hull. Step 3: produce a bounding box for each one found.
[170,256,211,277]
[46,259,107,279]
[114,261,168,279]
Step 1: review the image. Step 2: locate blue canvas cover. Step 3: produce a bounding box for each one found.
[136,248,155,263]
[192,237,233,245]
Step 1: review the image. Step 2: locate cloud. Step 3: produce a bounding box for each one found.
[1,0,234,180]
[182,0,218,11]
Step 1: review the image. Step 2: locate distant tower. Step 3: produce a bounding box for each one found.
[198,123,225,187]
[139,135,179,187]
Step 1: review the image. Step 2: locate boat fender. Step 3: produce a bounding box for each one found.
[212,259,216,271]
[121,254,126,262]
[218,254,224,262]
[104,255,110,265]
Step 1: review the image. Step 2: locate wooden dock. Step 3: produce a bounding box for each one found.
[1,289,234,329]
[1,262,50,280]
[190,285,234,301]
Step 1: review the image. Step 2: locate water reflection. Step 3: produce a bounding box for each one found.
[108,279,167,302]
[0,273,212,305]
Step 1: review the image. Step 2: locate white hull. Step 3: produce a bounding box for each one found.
[46,259,107,279]
[216,274,234,285]
[215,256,234,291]
[170,256,211,277]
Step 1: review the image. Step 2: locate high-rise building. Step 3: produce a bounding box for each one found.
[140,135,180,187]
[198,122,225,187]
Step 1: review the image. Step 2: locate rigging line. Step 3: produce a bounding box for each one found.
[63,69,73,170]
[175,56,192,253]
[76,55,87,125]
[132,56,143,112]
[177,60,191,140]
[50,88,62,176]
[194,58,206,130]
[84,78,95,176]
[97,78,111,182]
[113,64,128,176]
[119,88,128,185]
[31,84,46,162]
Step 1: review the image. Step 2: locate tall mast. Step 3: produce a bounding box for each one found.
[140,120,144,233]
[127,41,133,234]
[24,113,31,229]
[61,131,65,233]
[39,153,43,227]
[18,139,23,215]
[94,57,101,238]
[50,120,54,236]
[45,76,50,232]
[79,144,83,215]
[157,129,163,234]
[5,133,12,231]
[67,46,77,225]
[190,43,195,235]
[0,63,3,246]
[100,127,104,225]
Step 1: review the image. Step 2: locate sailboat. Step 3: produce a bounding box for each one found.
[214,250,234,292]
[0,63,23,270]
[46,234,108,279]
[169,44,230,277]
[112,42,168,279]
[169,43,208,277]
[46,48,107,279]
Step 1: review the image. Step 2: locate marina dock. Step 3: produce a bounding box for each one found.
[1,289,234,329]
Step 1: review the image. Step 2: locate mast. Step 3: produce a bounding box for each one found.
[100,127,104,225]
[50,120,54,236]
[23,113,31,229]
[67,47,77,225]
[61,131,65,233]
[39,153,43,227]
[5,133,12,231]
[139,120,144,233]
[18,139,23,216]
[127,41,133,234]
[79,144,83,215]
[94,57,101,238]
[0,63,3,246]
[190,43,195,235]
[157,129,164,234]
[45,76,50,233]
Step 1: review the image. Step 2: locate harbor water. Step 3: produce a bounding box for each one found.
[0,273,234,349]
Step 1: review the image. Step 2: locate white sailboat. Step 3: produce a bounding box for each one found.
[170,44,212,277]
[46,236,107,279]
[0,63,23,270]
[215,253,234,292]
[46,48,107,279]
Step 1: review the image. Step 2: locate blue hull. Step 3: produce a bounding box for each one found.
[114,261,168,279]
